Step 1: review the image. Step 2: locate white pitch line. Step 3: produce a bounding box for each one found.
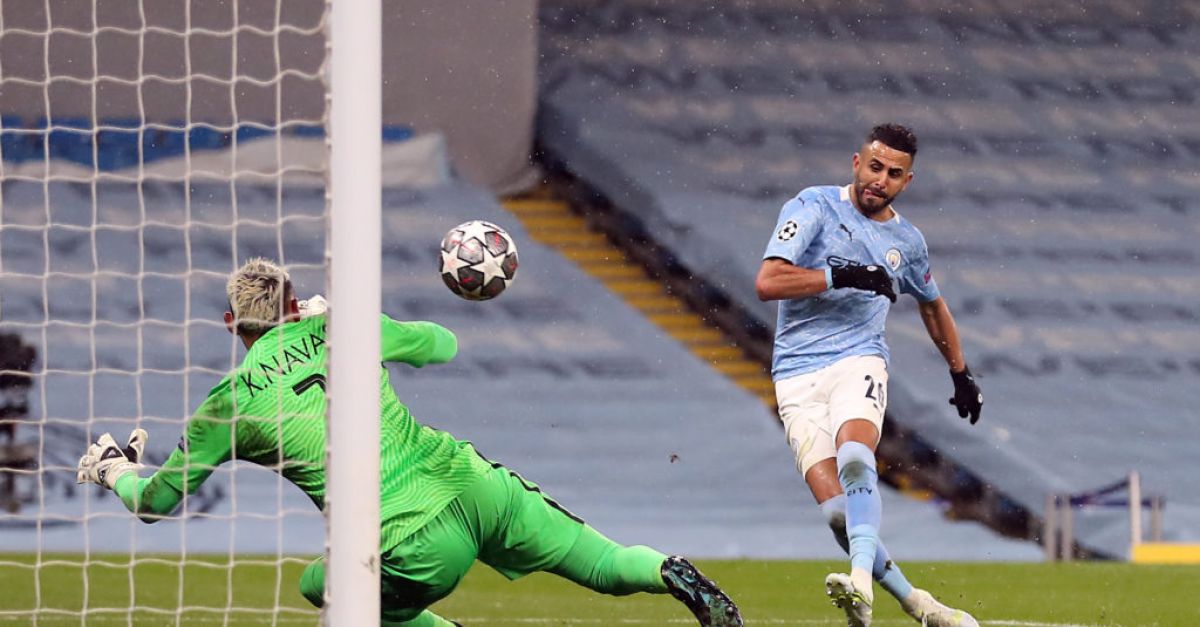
[453,614,1108,619]
[988,622,1104,627]
[0,617,318,625]
[0,616,1109,626]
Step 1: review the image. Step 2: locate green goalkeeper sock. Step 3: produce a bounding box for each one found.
[299,557,324,608]
[549,524,669,596]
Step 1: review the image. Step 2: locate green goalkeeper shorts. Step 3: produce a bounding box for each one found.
[301,464,586,621]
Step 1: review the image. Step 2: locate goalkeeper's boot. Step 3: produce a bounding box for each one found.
[661,556,743,626]
[901,589,979,627]
[825,572,873,627]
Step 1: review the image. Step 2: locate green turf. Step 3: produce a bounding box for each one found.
[1,554,1195,625]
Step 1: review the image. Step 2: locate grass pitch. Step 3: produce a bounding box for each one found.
[1,554,1194,625]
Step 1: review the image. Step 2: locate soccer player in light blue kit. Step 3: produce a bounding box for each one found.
[755,124,983,627]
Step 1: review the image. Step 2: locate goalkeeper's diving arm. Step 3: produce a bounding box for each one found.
[78,312,458,523]
[78,380,234,523]
[380,315,458,367]
[77,429,187,523]
[305,296,458,367]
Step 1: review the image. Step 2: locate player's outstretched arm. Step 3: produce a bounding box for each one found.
[380,315,458,367]
[755,258,833,301]
[829,263,897,302]
[917,297,983,424]
[76,425,230,523]
[77,429,185,522]
[757,258,896,302]
[77,380,235,523]
[77,429,145,490]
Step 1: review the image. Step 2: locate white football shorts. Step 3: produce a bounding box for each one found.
[775,355,888,477]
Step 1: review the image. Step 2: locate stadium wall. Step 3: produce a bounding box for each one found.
[0,0,539,193]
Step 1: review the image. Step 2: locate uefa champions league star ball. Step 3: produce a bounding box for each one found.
[438,220,519,301]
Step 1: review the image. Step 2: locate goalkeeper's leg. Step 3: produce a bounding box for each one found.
[300,516,475,627]
[299,557,325,608]
[548,524,742,625]
[547,524,668,595]
[471,465,742,625]
[300,557,463,626]
[465,466,665,594]
[381,610,461,627]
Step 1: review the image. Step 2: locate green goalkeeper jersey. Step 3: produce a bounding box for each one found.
[115,314,492,549]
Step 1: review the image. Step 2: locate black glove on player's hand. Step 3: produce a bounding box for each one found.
[949,366,983,425]
[830,264,897,302]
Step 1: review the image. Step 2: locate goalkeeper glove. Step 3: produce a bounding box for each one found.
[298,294,327,319]
[830,264,897,302]
[77,429,147,489]
[948,366,983,425]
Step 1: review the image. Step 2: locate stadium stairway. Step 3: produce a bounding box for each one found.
[502,189,777,409]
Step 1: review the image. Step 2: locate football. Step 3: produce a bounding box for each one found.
[438,220,519,300]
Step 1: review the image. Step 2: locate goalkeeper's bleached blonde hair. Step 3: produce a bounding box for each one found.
[226,257,292,335]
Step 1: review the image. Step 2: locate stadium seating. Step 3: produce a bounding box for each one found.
[537,0,1200,557]
[0,148,1039,558]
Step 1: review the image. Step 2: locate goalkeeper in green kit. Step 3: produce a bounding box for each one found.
[77,258,743,626]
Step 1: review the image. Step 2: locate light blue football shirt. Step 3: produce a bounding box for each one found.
[763,185,940,381]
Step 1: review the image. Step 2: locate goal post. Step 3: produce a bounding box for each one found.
[326,0,382,624]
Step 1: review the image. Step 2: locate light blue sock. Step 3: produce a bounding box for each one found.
[818,494,851,554]
[836,442,881,586]
[819,494,914,601]
[873,542,914,600]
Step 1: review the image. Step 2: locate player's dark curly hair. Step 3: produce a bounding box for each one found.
[868,123,918,157]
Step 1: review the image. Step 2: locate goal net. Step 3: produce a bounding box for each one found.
[0,0,343,623]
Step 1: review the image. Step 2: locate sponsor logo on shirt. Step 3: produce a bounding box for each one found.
[826,255,863,268]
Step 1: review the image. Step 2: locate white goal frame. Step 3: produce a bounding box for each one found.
[327,0,382,624]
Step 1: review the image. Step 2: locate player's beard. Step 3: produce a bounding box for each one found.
[854,182,893,216]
